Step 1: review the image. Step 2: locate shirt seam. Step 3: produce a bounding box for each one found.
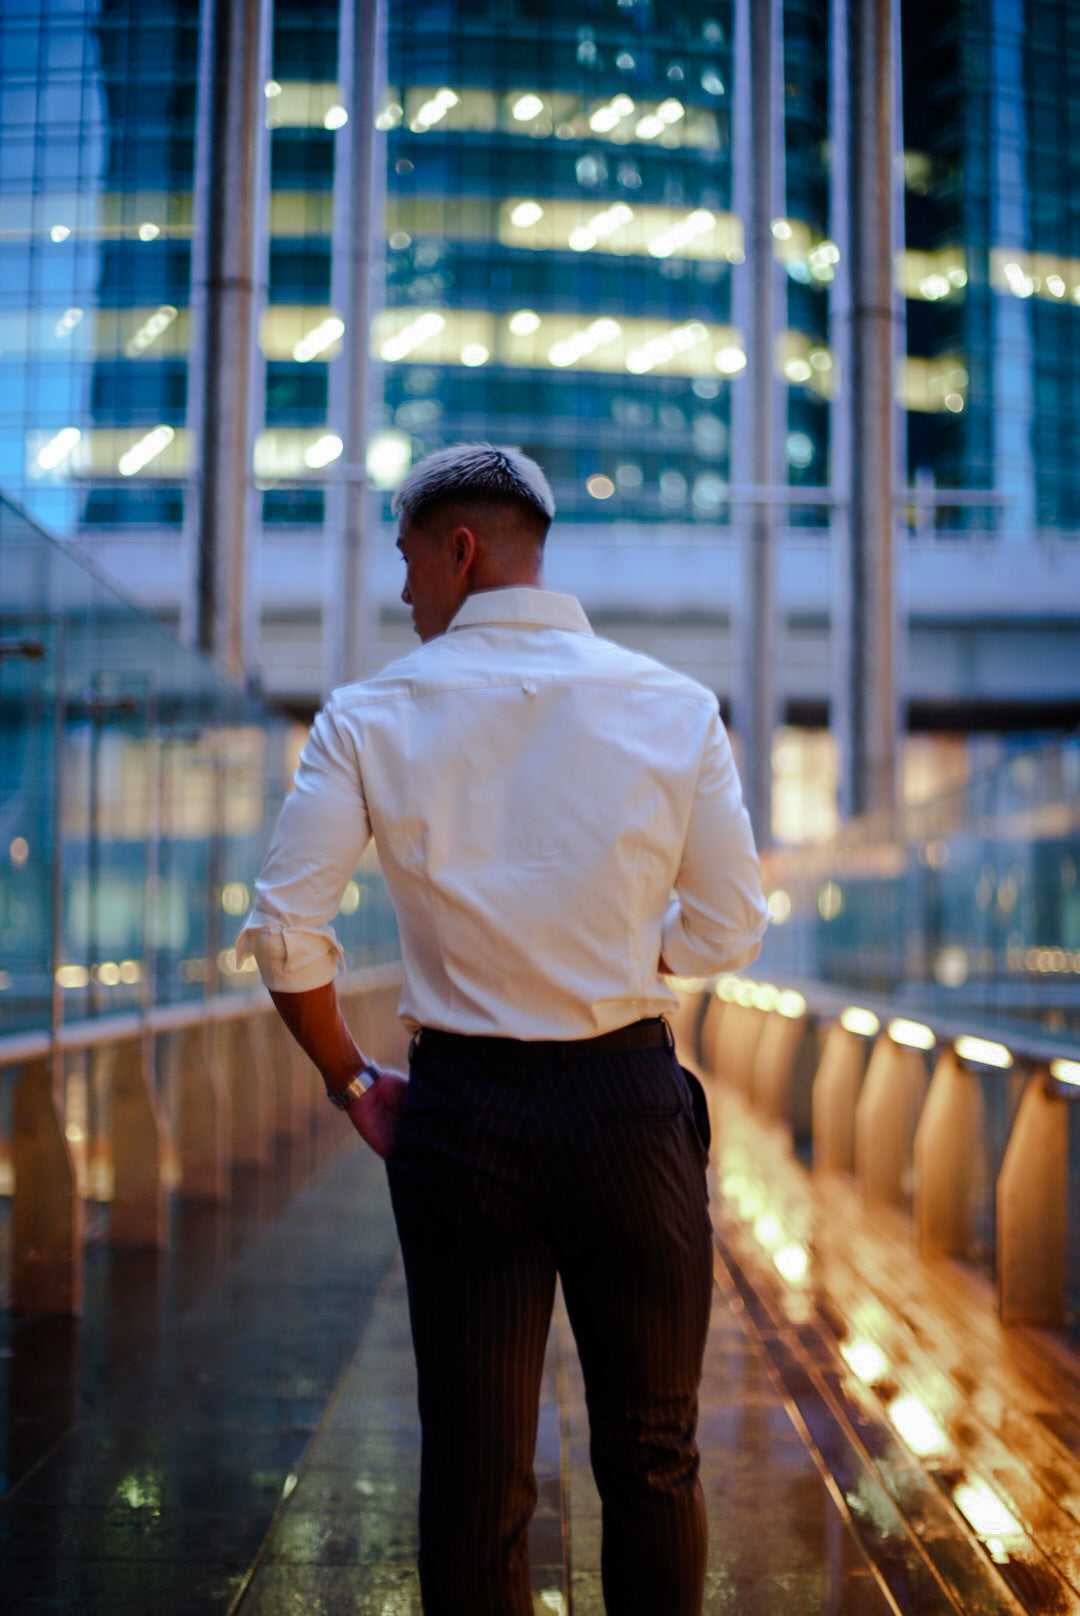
[333,673,720,712]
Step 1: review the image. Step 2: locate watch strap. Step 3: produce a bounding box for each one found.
[327,1064,380,1109]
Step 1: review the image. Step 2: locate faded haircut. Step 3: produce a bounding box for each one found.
[391,442,556,536]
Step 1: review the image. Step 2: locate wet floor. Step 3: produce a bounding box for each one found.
[5,1088,1080,1613]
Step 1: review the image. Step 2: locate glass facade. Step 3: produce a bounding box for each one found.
[2,0,1070,542]
[902,0,1080,533]
[3,0,1079,532]
[1,1,1078,731]
[0,1,200,534]
[380,0,744,525]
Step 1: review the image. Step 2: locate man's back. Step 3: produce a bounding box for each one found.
[254,586,767,1039]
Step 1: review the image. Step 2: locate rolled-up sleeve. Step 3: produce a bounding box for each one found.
[235,701,372,992]
[660,711,769,977]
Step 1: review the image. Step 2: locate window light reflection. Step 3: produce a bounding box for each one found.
[774,1244,808,1283]
[888,1394,948,1458]
[840,1339,889,1384]
[55,306,84,337]
[951,1479,1025,1554]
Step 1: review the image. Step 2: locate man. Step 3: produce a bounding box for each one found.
[238,443,768,1614]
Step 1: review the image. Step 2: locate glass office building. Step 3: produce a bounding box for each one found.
[2,0,1079,805]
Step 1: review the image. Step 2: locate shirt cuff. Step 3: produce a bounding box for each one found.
[235,917,345,993]
[660,897,770,978]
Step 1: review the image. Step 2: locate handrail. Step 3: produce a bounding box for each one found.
[706,972,1080,1091]
[0,960,403,1071]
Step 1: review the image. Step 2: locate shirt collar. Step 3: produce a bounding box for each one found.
[447,586,594,637]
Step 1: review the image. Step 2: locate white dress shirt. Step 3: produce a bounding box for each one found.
[238,587,767,1039]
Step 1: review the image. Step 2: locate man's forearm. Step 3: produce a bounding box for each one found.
[269,980,368,1095]
[269,980,408,1160]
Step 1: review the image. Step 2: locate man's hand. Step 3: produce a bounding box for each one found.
[344,1068,408,1159]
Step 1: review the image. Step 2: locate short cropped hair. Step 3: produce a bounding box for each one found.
[391,442,556,535]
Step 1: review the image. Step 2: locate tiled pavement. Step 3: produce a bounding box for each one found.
[6,1097,1080,1613]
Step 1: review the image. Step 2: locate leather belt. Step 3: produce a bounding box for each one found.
[412,1017,674,1062]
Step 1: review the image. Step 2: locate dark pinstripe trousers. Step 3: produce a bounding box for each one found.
[386,1026,714,1615]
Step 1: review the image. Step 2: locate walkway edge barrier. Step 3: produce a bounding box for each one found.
[2,962,403,1314]
[691,972,1080,1330]
[914,1048,987,1259]
[111,1034,169,1248]
[13,1056,83,1316]
[811,1023,868,1174]
[997,1071,1067,1325]
[855,1036,927,1207]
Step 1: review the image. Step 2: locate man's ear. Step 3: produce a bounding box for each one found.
[450,525,477,574]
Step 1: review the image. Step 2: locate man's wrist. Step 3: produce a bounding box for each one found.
[326,1063,381,1109]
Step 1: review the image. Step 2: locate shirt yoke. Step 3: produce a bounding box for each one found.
[328,630,721,719]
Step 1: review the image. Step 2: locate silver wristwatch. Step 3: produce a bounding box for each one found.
[327,1064,380,1109]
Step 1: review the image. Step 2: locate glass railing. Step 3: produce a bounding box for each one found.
[757,732,1080,1050]
[0,494,399,1037]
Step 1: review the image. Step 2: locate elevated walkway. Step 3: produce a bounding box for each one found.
[7,1031,1080,1615]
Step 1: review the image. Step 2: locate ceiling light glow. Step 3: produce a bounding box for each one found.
[510,200,544,228]
[568,202,633,252]
[293,315,345,363]
[118,425,175,477]
[303,433,343,469]
[625,320,707,374]
[37,427,81,471]
[126,304,179,357]
[649,207,715,258]
[366,429,412,488]
[548,317,621,368]
[380,311,445,362]
[715,345,747,375]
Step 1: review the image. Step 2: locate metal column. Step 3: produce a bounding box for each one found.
[736,0,785,844]
[847,0,898,814]
[194,0,262,682]
[325,0,385,693]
